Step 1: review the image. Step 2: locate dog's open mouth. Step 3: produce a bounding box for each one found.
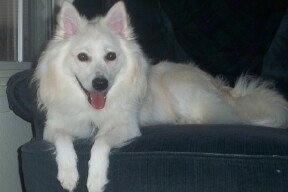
[75,76,107,110]
[89,91,107,109]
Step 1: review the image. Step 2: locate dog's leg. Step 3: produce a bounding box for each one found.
[55,134,79,191]
[87,137,110,192]
[87,121,141,192]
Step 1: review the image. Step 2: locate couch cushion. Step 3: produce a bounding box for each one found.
[262,8,288,98]
[160,0,288,82]
[21,125,288,192]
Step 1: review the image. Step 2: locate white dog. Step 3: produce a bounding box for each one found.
[34,1,288,192]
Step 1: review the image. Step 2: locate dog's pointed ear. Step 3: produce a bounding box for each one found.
[56,1,84,38]
[104,1,132,38]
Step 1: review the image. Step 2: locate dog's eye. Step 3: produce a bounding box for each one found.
[105,52,116,61]
[77,53,89,62]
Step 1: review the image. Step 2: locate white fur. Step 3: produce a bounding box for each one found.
[87,138,110,192]
[33,1,288,192]
[55,134,78,191]
[140,62,288,127]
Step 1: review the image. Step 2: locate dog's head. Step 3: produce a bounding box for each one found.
[35,1,147,111]
[59,1,132,110]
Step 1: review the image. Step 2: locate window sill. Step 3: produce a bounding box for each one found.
[0,61,32,70]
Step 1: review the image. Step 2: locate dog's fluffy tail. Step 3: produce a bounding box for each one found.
[230,76,288,128]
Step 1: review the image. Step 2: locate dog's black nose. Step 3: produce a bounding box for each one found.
[92,77,108,91]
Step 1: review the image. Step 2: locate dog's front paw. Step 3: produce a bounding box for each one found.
[57,165,79,192]
[87,173,108,192]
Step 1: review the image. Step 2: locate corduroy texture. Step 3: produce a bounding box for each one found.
[21,125,288,192]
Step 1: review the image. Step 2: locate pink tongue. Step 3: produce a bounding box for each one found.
[90,92,106,110]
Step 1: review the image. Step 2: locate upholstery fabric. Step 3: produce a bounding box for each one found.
[159,0,288,81]
[21,125,288,192]
[6,69,45,139]
[262,8,288,98]
[6,70,34,122]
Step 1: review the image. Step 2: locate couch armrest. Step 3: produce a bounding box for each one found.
[6,69,34,123]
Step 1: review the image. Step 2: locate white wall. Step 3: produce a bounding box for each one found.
[0,63,32,192]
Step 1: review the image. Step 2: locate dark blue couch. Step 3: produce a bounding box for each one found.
[7,0,288,191]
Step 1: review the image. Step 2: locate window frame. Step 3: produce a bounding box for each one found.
[0,0,58,67]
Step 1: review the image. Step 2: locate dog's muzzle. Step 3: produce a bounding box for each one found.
[75,76,108,110]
